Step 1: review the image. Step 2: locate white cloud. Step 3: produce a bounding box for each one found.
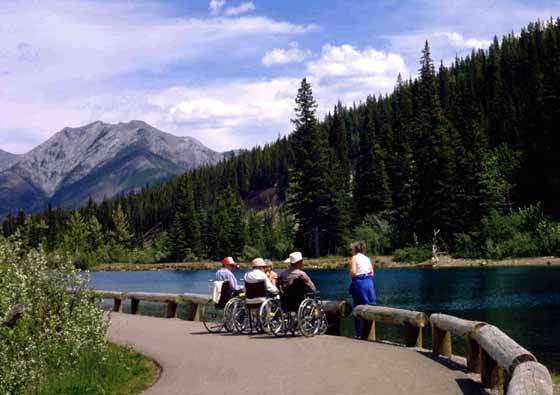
[387,30,493,69]
[0,1,318,153]
[262,42,311,66]
[224,1,255,16]
[153,79,299,150]
[306,44,408,102]
[437,32,491,49]
[309,44,406,79]
[209,0,226,14]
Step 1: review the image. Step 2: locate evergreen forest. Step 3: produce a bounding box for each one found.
[3,20,560,266]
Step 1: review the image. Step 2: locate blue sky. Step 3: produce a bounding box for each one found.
[1,0,560,153]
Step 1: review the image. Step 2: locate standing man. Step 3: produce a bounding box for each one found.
[278,252,316,293]
[216,256,243,293]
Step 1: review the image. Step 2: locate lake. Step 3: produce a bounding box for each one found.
[89,266,560,372]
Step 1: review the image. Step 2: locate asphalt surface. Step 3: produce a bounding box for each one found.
[107,313,486,395]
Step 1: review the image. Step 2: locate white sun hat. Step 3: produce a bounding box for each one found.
[252,257,267,267]
[284,251,303,264]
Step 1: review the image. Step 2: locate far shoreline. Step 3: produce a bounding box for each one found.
[89,255,560,272]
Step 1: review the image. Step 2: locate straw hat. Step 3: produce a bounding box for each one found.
[283,251,303,264]
[252,257,267,267]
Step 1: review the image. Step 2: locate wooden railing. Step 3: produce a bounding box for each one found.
[352,305,428,347]
[92,289,352,334]
[430,313,553,394]
[352,307,553,394]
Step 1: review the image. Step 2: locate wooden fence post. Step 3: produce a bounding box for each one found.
[166,302,178,318]
[480,348,496,388]
[113,298,123,313]
[432,324,452,357]
[404,323,422,348]
[360,320,376,341]
[465,333,480,373]
[130,298,140,315]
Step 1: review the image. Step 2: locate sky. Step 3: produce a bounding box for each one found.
[1,0,560,154]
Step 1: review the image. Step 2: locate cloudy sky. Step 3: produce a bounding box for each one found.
[1,0,559,153]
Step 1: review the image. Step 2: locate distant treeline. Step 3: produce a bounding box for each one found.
[3,19,560,264]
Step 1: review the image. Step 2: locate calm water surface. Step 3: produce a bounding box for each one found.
[90,266,560,371]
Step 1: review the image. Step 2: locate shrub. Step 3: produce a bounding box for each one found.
[241,245,261,262]
[0,235,107,393]
[350,214,394,255]
[393,246,432,263]
[452,205,560,259]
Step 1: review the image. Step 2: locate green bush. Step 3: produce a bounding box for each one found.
[453,205,560,259]
[350,214,394,255]
[0,235,107,393]
[241,245,262,262]
[393,246,432,263]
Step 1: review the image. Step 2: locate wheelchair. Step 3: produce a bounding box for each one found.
[201,281,244,333]
[230,280,280,334]
[260,278,328,337]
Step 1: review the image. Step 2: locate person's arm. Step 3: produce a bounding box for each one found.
[350,256,357,278]
[227,270,241,290]
[301,272,316,292]
[265,276,278,294]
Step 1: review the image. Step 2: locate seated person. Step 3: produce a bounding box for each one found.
[278,251,316,293]
[264,259,278,287]
[215,256,243,295]
[244,258,279,296]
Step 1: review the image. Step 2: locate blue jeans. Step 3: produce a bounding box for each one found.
[349,274,376,338]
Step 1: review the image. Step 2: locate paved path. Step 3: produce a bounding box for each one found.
[107,313,486,395]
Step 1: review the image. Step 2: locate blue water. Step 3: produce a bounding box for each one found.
[89,266,560,371]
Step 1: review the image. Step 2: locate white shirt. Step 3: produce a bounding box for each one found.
[244,269,278,294]
[355,253,373,276]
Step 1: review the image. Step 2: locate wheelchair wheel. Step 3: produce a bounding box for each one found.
[229,299,249,334]
[223,297,241,332]
[201,303,225,333]
[297,298,322,337]
[259,299,284,335]
[318,307,328,335]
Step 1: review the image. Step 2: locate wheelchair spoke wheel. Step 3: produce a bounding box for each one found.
[298,300,322,337]
[223,297,241,332]
[259,299,284,335]
[201,304,225,333]
[230,300,249,334]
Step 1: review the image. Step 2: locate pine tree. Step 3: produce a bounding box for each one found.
[354,105,392,218]
[287,78,335,257]
[112,204,133,249]
[173,175,202,260]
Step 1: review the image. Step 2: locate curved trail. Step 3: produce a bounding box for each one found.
[107,313,486,395]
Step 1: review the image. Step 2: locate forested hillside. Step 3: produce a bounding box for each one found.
[3,19,560,264]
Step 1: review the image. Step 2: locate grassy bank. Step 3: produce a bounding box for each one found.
[37,344,159,395]
[553,371,559,385]
[90,255,560,272]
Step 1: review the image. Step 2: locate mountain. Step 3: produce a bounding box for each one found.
[0,149,18,171]
[0,120,224,215]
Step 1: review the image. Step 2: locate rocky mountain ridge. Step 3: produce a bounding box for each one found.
[0,120,225,215]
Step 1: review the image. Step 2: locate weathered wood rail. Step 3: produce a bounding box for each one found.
[352,306,553,394]
[429,313,552,394]
[352,305,428,347]
[92,289,352,334]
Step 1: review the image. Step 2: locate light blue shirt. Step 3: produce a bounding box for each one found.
[215,268,243,290]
